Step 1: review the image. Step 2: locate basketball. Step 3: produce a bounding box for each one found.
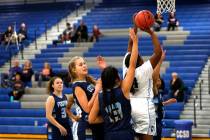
[134,10,155,30]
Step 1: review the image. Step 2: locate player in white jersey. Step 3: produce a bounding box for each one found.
[123,25,162,140]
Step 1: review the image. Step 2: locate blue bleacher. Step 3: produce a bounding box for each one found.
[0,2,80,67]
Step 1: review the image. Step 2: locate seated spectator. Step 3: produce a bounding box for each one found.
[167,12,179,31]
[153,13,164,32]
[21,60,34,87]
[41,62,53,81]
[62,22,73,43]
[3,25,17,45]
[9,59,22,81]
[70,24,78,43]
[17,23,28,44]
[169,72,185,102]
[52,34,65,47]
[9,73,25,101]
[90,24,102,42]
[52,23,74,47]
[76,20,88,42]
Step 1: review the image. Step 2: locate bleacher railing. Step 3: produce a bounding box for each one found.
[208,65,210,94]
[193,95,197,128]
[199,79,203,110]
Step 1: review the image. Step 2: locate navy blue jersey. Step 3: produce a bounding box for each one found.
[99,87,133,133]
[72,81,95,120]
[72,81,104,140]
[48,94,73,140]
[51,94,69,124]
[153,93,164,121]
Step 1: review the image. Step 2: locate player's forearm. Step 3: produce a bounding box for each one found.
[46,115,62,129]
[151,32,162,60]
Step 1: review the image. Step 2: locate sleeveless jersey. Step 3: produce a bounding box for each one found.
[72,81,95,120]
[99,87,133,132]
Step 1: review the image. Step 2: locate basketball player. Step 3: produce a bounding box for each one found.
[88,28,138,140]
[66,94,81,140]
[153,49,177,140]
[68,56,106,140]
[45,77,73,140]
[123,24,162,140]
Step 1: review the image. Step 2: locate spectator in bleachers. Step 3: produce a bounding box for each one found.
[62,22,73,43]
[52,23,74,47]
[9,59,22,81]
[3,25,17,45]
[9,73,25,101]
[169,72,185,102]
[21,60,34,87]
[90,24,102,42]
[153,13,164,32]
[17,22,28,44]
[70,24,78,43]
[76,20,88,42]
[41,62,53,81]
[52,34,64,47]
[167,12,179,31]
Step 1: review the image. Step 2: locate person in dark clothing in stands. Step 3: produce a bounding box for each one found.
[21,60,34,87]
[41,62,53,81]
[9,73,25,101]
[169,72,185,102]
[46,77,73,140]
[153,13,164,32]
[9,59,22,81]
[167,12,179,31]
[17,23,27,44]
[3,25,16,45]
[76,20,88,42]
[62,22,73,42]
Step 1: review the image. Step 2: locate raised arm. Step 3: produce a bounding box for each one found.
[153,49,166,84]
[127,25,138,52]
[122,28,138,99]
[145,29,162,69]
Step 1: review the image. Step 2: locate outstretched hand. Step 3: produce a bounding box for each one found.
[129,28,138,44]
[96,56,107,70]
[161,49,166,61]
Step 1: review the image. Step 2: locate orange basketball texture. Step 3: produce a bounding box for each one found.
[134,10,155,30]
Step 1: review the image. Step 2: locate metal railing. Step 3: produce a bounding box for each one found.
[209,65,210,94]
[193,95,197,128]
[199,79,203,110]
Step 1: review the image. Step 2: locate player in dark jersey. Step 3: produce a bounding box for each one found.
[88,28,138,140]
[68,56,106,140]
[45,77,73,140]
[152,50,177,140]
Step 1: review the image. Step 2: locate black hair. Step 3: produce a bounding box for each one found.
[124,53,141,94]
[124,53,141,68]
[101,66,122,122]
